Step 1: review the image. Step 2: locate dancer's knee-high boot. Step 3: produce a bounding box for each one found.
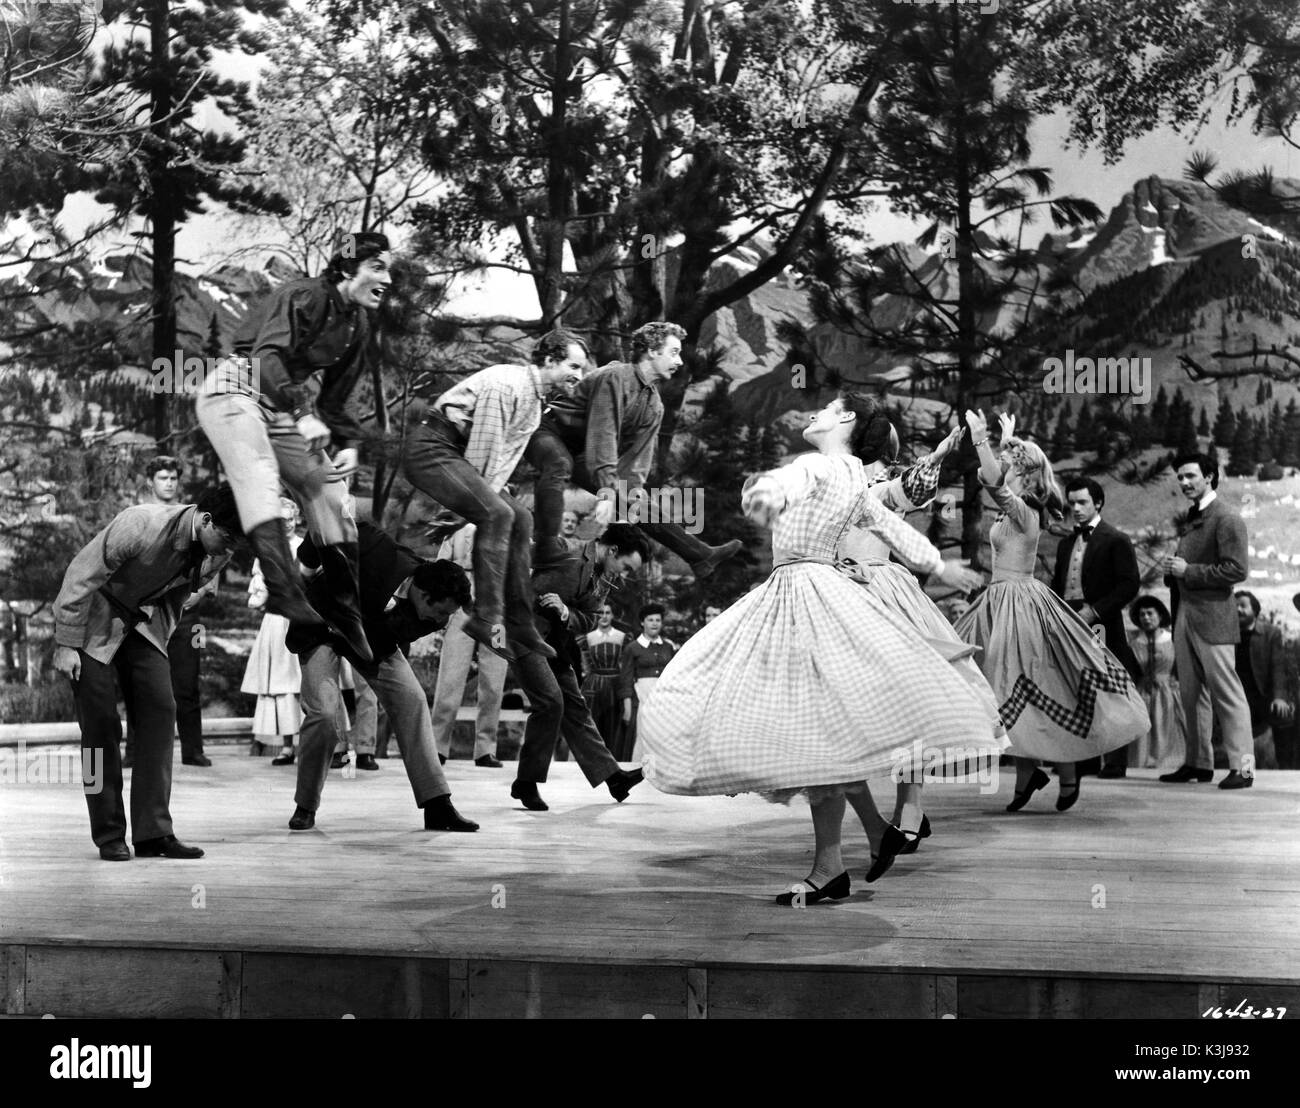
[318,542,374,664]
[247,521,327,628]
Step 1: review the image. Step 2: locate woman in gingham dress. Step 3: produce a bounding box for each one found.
[836,424,1006,881]
[638,393,1006,906]
[953,410,1148,812]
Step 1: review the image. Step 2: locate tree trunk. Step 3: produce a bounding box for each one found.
[149,0,175,447]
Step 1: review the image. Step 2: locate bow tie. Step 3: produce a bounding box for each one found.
[1075,524,1094,540]
[1187,504,1203,522]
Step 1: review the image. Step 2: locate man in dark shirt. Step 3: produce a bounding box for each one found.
[508,525,649,812]
[285,522,479,833]
[524,321,742,578]
[196,232,391,664]
[1233,591,1294,770]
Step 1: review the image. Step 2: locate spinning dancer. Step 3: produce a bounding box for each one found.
[508,525,650,811]
[524,321,742,576]
[638,393,1005,905]
[404,330,588,660]
[196,232,392,663]
[52,487,243,861]
[953,411,1148,812]
[285,522,479,833]
[836,421,1005,881]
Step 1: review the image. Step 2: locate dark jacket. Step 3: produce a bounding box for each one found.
[1051,517,1141,660]
[532,541,610,680]
[287,522,436,668]
[232,276,375,449]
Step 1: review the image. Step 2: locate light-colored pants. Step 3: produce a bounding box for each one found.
[196,359,354,540]
[1174,621,1254,772]
[296,645,450,813]
[431,609,507,759]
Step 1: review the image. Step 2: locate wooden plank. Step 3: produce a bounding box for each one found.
[218,951,241,1019]
[25,947,224,1018]
[466,960,687,1019]
[687,967,707,1019]
[2,945,24,1015]
[708,968,936,1019]
[241,953,449,1019]
[448,958,469,1019]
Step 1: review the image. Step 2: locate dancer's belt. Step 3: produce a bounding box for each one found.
[418,410,469,447]
[771,555,837,569]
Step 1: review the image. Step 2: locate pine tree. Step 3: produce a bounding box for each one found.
[1177,403,1200,453]
[1074,400,1095,451]
[1272,400,1287,460]
[1281,399,1300,467]
[1256,380,1268,406]
[1129,406,1152,451]
[1212,395,1236,447]
[1163,389,1187,447]
[1053,401,1074,453]
[1226,413,1256,476]
[1150,386,1169,444]
[1253,416,1273,464]
[1197,407,1211,437]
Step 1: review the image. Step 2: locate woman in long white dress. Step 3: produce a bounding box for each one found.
[639,393,1006,905]
[953,411,1149,810]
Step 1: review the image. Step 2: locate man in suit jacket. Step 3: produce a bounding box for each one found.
[1233,591,1295,769]
[507,524,649,811]
[1159,453,1254,789]
[1052,477,1143,778]
[285,521,479,832]
[52,486,243,861]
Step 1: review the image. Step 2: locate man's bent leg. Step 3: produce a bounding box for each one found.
[524,428,574,563]
[431,610,476,759]
[512,653,565,784]
[554,663,621,786]
[475,648,508,760]
[169,616,204,759]
[295,645,345,812]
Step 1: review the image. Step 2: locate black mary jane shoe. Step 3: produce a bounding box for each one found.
[1055,777,1081,812]
[899,813,932,856]
[776,871,850,906]
[867,824,921,882]
[1006,767,1050,812]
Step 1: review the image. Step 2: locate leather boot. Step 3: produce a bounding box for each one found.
[247,520,327,627]
[317,543,374,664]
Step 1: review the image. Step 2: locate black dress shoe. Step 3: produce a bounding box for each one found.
[182,753,212,767]
[1097,764,1127,779]
[776,871,850,906]
[510,780,549,811]
[867,824,920,882]
[899,813,931,855]
[1056,777,1081,812]
[423,795,480,831]
[475,754,503,768]
[133,835,204,859]
[1006,767,1051,812]
[355,754,379,771]
[1159,764,1213,783]
[288,806,315,831]
[272,752,295,766]
[1218,770,1254,790]
[606,767,644,802]
[330,752,348,769]
[99,840,131,862]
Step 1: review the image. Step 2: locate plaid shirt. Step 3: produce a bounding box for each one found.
[432,364,546,491]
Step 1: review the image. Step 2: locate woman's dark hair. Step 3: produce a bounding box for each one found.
[1129,595,1172,629]
[637,602,666,622]
[410,559,473,610]
[324,231,391,282]
[195,484,244,537]
[1064,476,1105,509]
[532,328,590,366]
[601,523,651,562]
[840,390,899,464]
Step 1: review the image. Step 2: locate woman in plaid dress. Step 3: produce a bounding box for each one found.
[836,424,1006,881]
[638,393,1006,905]
[953,411,1148,812]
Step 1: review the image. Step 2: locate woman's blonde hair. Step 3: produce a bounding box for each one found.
[1003,437,1065,519]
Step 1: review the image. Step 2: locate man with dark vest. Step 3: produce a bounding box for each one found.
[285,521,480,832]
[508,524,649,812]
[1159,452,1254,789]
[1051,476,1142,778]
[53,486,243,860]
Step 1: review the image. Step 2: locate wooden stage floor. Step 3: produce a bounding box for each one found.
[2,750,1298,1019]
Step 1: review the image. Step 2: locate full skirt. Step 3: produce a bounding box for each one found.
[952,577,1150,762]
[638,563,1007,796]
